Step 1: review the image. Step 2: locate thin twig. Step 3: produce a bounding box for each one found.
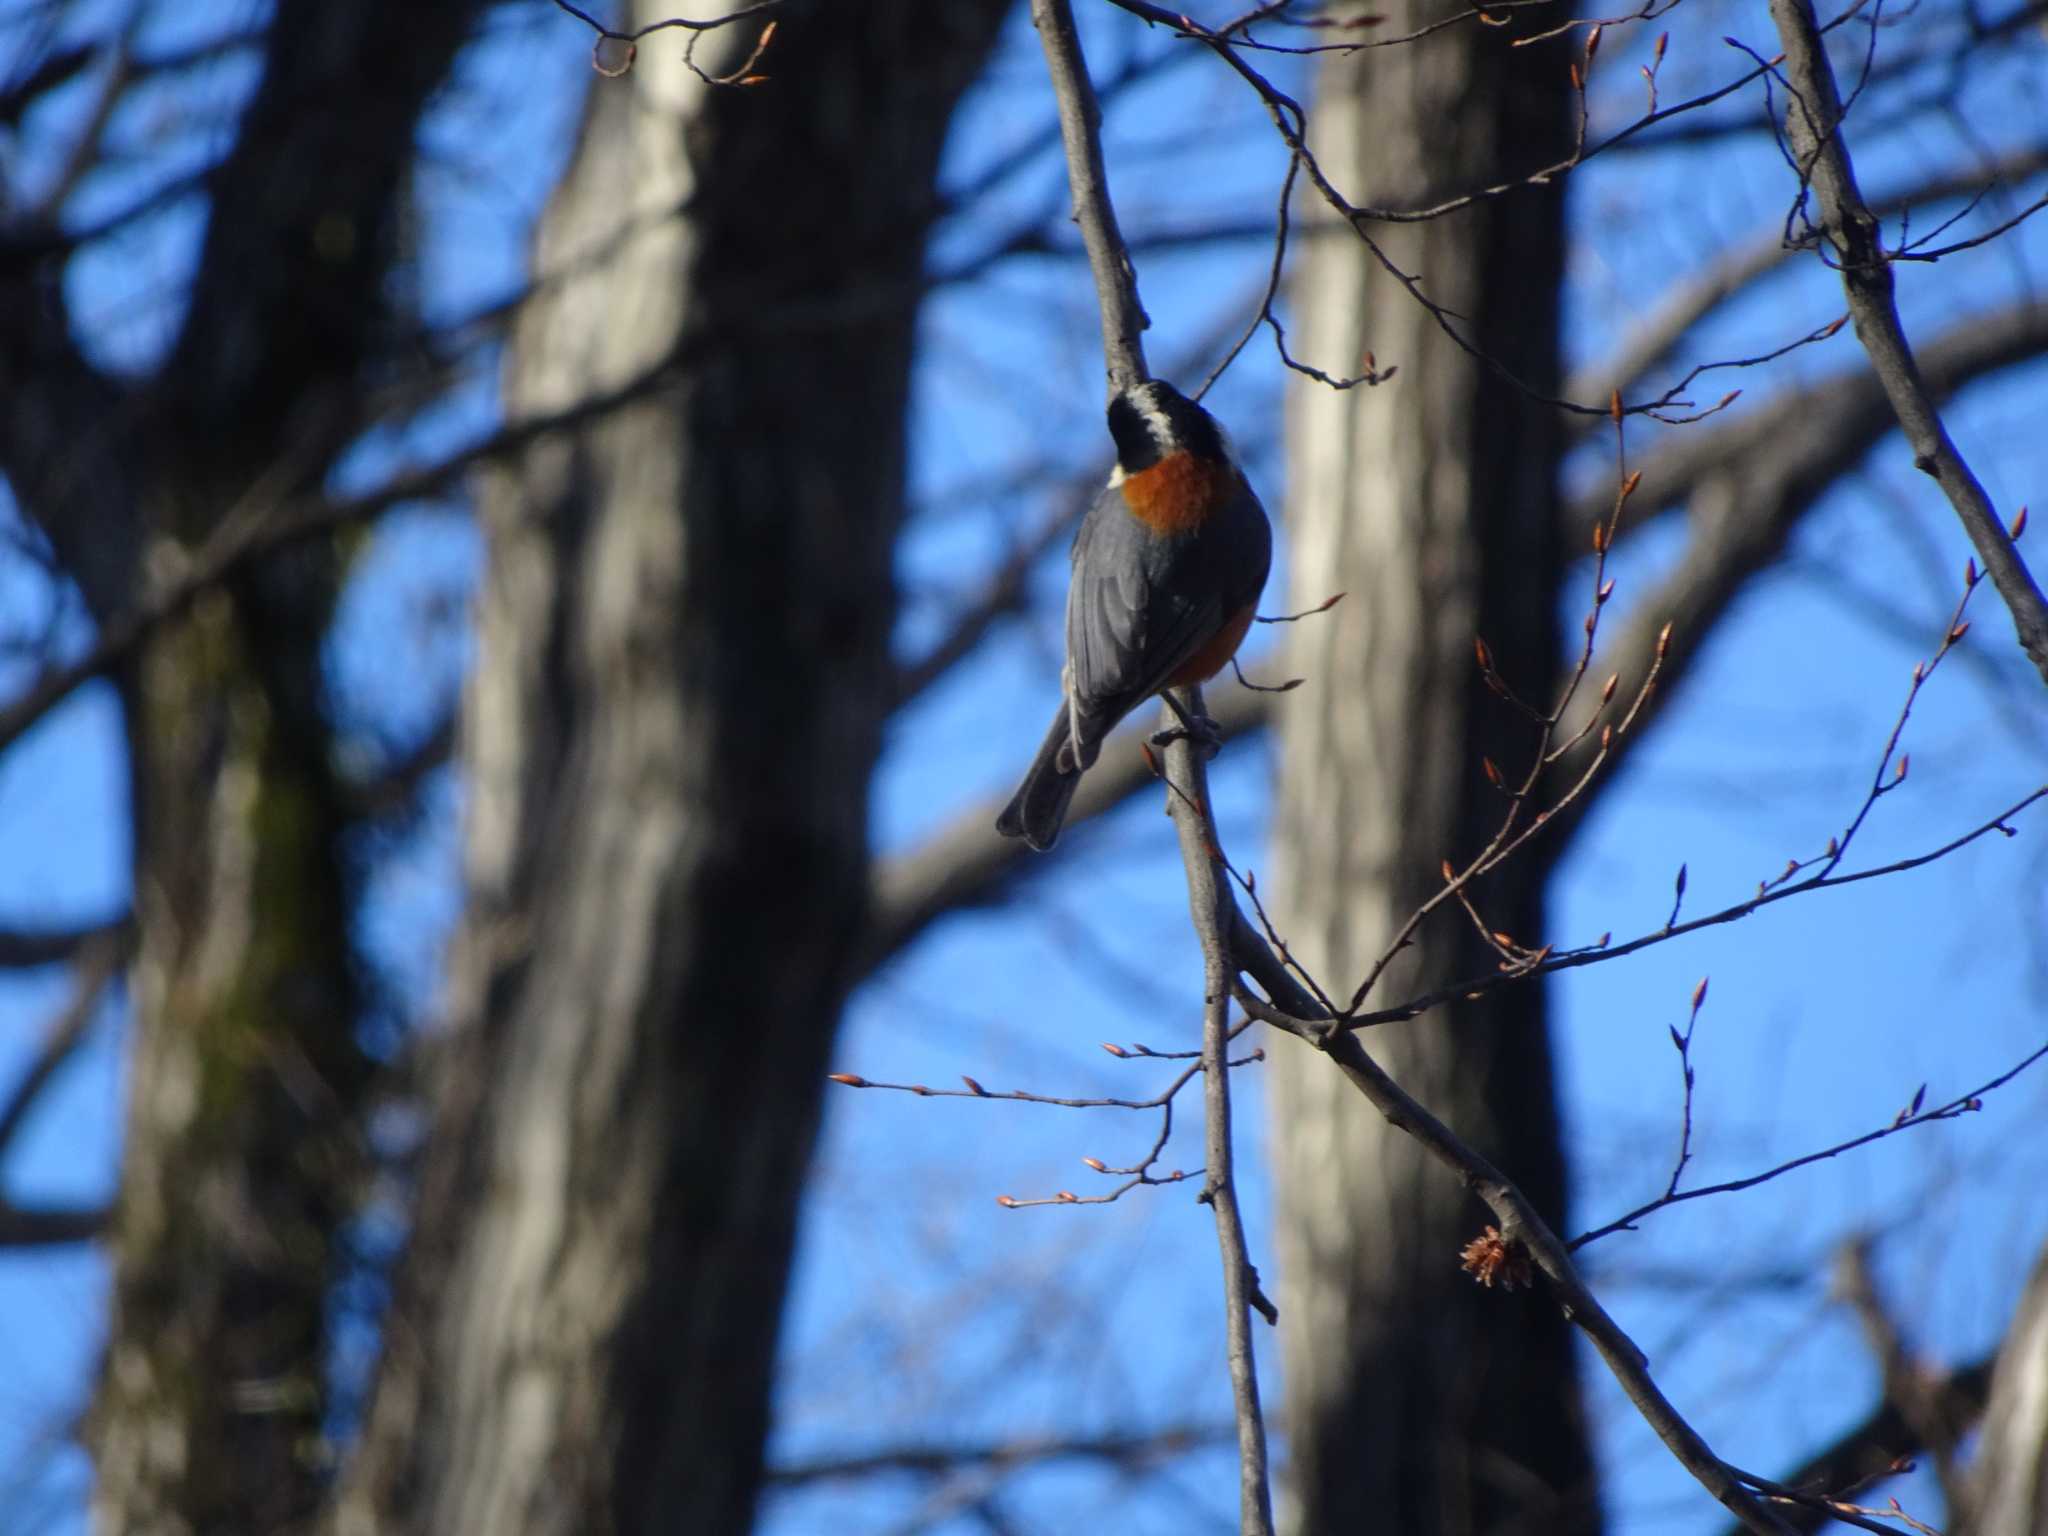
[1568,1036,2048,1248]
[1316,783,2048,1033]
[1662,977,1707,1199]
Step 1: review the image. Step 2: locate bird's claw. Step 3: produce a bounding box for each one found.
[1150,713,1223,760]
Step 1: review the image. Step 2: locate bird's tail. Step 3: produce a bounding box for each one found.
[996,707,1083,851]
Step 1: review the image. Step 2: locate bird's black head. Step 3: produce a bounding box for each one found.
[1107,380,1227,475]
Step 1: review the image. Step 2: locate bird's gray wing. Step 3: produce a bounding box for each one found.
[1062,496,1222,765]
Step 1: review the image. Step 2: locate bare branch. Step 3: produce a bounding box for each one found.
[874,306,2048,976]
[1030,0,1151,390]
[340,705,459,820]
[1097,0,1893,420]
[1715,1358,1991,1536]
[765,1421,1232,1485]
[1543,300,2048,849]
[0,926,130,1164]
[1230,949,1796,1534]
[1307,782,2048,1035]
[0,341,694,759]
[1606,0,2048,158]
[1834,1241,1974,1510]
[1767,0,2048,681]
[1569,1036,2048,1248]
[0,1201,106,1247]
[1161,686,1276,1535]
[545,0,780,44]
[0,916,131,970]
[1567,301,2048,552]
[1565,145,2048,420]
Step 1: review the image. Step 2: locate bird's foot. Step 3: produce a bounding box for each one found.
[1150,713,1223,760]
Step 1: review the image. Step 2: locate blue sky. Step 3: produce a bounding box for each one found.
[2,2,2047,1532]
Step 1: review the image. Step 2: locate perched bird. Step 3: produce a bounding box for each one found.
[997,378,1273,851]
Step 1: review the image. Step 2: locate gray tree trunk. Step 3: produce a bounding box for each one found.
[329,7,1002,1534]
[61,7,485,1532]
[1266,13,1599,1534]
[1961,1245,2048,1535]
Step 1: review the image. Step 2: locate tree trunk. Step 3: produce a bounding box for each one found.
[330,7,1003,1534]
[1266,15,1598,1535]
[1961,1244,2048,1535]
[73,8,484,1532]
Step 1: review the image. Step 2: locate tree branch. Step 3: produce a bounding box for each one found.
[872,300,2048,968]
[765,1420,1231,1485]
[1565,301,2048,552]
[1161,687,1275,1536]
[1543,300,2048,850]
[1713,1354,1990,1536]
[0,339,694,759]
[0,916,131,970]
[1767,0,2048,682]
[1564,145,2048,423]
[0,926,129,1165]
[1030,0,1150,391]
[339,705,459,820]
[1569,1034,2048,1248]
[1833,1240,1974,1511]
[1230,954,1796,1535]
[0,1201,106,1247]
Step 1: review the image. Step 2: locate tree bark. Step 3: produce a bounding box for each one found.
[1961,1243,2048,1535]
[330,7,1003,1534]
[65,8,485,1533]
[1266,14,1598,1534]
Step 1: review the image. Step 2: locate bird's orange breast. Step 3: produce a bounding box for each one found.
[1119,450,1231,535]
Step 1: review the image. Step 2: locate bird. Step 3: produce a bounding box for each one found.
[996,377,1273,852]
